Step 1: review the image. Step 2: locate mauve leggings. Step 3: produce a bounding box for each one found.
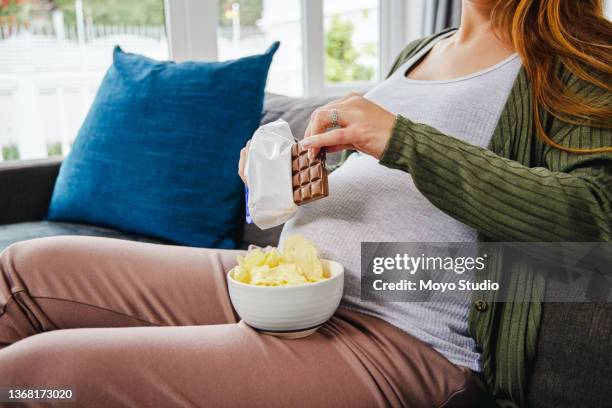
[0,237,485,407]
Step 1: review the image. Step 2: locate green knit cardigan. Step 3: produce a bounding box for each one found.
[334,30,611,407]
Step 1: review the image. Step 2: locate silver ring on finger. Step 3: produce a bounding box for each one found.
[330,109,339,128]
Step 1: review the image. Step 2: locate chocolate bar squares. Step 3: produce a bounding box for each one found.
[291,142,329,205]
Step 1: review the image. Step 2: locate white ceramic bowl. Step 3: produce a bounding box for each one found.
[227,259,344,337]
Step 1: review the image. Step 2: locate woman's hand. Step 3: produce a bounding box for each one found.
[238,140,250,186]
[302,93,397,160]
[239,93,395,184]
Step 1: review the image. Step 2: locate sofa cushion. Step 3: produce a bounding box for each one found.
[0,158,61,226]
[528,302,612,407]
[48,44,279,249]
[0,221,164,252]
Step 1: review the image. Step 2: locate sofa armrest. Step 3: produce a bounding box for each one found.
[0,157,62,226]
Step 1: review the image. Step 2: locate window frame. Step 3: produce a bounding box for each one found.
[163,0,427,96]
[164,0,219,61]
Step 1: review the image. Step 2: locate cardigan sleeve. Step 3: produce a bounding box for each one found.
[379,115,612,242]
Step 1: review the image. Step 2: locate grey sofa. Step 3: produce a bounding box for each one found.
[0,94,333,251]
[0,93,610,408]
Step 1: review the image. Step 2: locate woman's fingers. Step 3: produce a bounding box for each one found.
[303,92,359,139]
[303,108,330,139]
[303,108,320,139]
[303,122,312,139]
[305,110,330,157]
[302,93,361,154]
[238,141,250,185]
[311,106,347,134]
[309,109,333,138]
[306,106,352,156]
[238,147,247,184]
[301,127,353,158]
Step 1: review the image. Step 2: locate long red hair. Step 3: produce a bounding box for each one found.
[491,0,612,153]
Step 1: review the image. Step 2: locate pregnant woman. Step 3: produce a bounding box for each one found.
[1,0,610,407]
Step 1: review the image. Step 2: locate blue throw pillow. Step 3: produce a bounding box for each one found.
[48,43,279,248]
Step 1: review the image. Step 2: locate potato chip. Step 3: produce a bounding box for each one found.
[232,265,251,284]
[281,235,324,281]
[250,263,308,286]
[233,235,327,286]
[263,249,284,268]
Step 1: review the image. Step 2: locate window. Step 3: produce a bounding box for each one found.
[301,0,426,96]
[324,0,379,85]
[217,0,303,96]
[0,0,167,161]
[1,0,427,161]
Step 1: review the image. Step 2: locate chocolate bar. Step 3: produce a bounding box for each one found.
[291,142,329,205]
